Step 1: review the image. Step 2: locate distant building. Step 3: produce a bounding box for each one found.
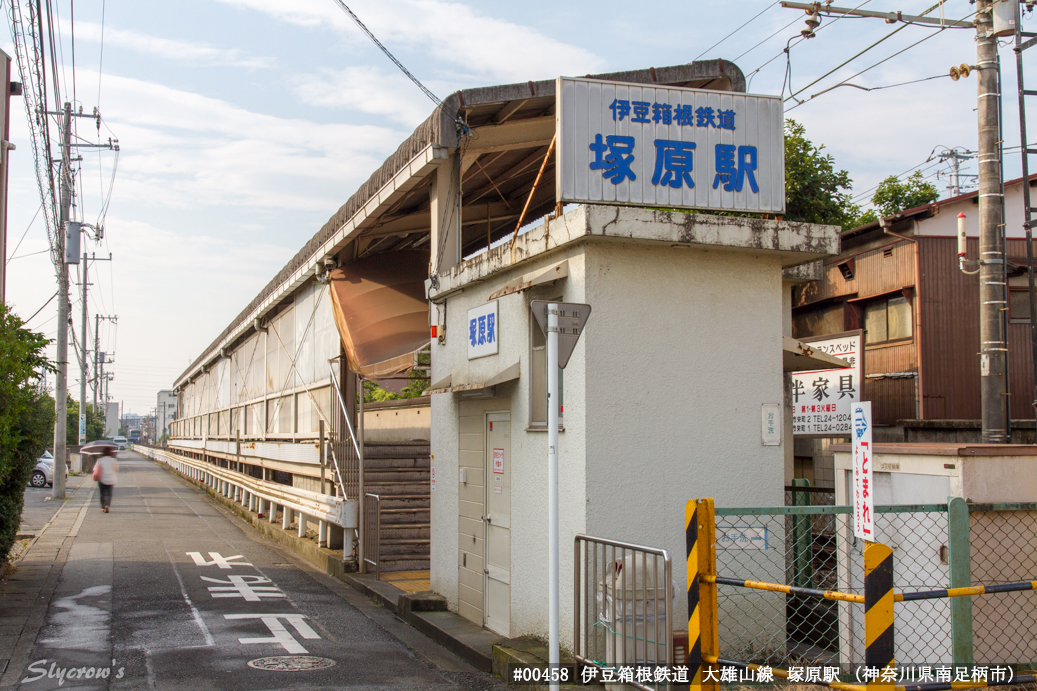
[104,402,119,438]
[791,174,1037,451]
[157,390,177,440]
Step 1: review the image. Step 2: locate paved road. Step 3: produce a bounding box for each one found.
[19,475,86,536]
[2,452,507,691]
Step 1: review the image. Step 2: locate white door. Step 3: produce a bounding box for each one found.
[483,412,511,636]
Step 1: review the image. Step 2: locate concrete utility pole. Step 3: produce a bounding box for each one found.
[79,251,87,445]
[975,0,1011,443]
[782,0,1010,442]
[52,102,72,499]
[93,314,100,410]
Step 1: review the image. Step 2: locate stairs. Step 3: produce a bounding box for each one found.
[363,441,430,573]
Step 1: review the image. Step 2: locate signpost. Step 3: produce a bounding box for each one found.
[852,401,874,541]
[790,330,863,436]
[530,300,590,690]
[556,76,785,214]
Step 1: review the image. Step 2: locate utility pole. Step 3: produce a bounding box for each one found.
[79,251,87,445]
[781,1,1010,442]
[937,147,976,196]
[78,255,111,444]
[93,313,100,410]
[52,102,72,499]
[976,0,1011,443]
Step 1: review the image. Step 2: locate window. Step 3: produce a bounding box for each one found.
[529,302,563,429]
[792,303,844,340]
[1010,289,1033,323]
[864,296,912,345]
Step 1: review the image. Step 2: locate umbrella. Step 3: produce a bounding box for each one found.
[80,440,118,455]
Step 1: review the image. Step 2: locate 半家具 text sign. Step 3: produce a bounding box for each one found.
[791,331,863,436]
[556,76,785,214]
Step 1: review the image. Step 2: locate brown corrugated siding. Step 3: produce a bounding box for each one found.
[918,237,1035,420]
[862,342,918,425]
[793,239,915,307]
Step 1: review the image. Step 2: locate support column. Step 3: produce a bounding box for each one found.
[298,514,307,538]
[282,506,292,531]
[269,503,278,523]
[429,154,461,276]
[318,521,328,547]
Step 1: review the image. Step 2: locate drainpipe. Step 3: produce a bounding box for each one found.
[880,216,924,421]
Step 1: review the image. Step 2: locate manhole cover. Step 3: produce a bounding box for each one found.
[247,656,336,671]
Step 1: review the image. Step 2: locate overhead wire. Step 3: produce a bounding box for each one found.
[693,1,779,62]
[785,12,974,113]
[24,291,57,324]
[6,203,42,263]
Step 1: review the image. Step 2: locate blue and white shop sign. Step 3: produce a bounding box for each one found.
[467,301,499,360]
[556,77,785,214]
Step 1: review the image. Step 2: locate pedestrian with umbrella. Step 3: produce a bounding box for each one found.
[81,441,119,513]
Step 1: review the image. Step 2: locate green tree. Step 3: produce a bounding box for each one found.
[0,304,54,562]
[783,120,862,229]
[868,170,939,218]
[362,351,430,403]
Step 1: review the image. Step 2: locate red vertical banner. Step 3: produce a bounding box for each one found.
[852,401,874,540]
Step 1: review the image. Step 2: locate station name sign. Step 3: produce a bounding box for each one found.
[556,77,785,215]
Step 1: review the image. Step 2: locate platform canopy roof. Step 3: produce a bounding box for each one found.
[175,60,745,388]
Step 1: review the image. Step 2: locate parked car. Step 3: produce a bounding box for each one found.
[30,452,65,488]
[112,436,128,450]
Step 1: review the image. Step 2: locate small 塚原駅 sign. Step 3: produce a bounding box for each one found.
[852,401,873,541]
[467,301,499,359]
[556,77,784,214]
[791,331,863,437]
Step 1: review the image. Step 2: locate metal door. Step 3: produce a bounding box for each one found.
[483,412,511,636]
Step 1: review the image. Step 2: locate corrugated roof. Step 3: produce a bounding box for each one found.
[176,60,745,386]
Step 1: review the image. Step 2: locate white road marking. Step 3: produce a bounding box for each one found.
[164,547,215,647]
[201,574,285,602]
[185,551,251,569]
[224,614,320,655]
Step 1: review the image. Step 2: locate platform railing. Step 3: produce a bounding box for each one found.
[574,534,674,690]
[363,493,382,579]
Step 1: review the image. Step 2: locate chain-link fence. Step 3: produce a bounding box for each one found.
[968,503,1037,665]
[713,501,1037,669]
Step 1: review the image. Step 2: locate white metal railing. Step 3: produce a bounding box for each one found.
[327,361,362,500]
[364,493,381,579]
[574,534,674,690]
[139,445,358,531]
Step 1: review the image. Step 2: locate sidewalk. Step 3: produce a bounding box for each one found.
[0,474,92,683]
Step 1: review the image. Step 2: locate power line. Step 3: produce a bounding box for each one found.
[24,291,57,323]
[6,203,42,263]
[330,0,443,109]
[734,15,802,62]
[694,1,778,61]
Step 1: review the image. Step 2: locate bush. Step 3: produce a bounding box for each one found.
[0,304,53,563]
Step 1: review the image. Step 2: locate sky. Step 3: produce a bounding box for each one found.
[3,0,1034,415]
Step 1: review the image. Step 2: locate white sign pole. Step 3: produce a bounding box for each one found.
[852,401,874,541]
[547,302,560,690]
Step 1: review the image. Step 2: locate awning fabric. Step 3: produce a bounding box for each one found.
[425,361,520,395]
[328,250,430,379]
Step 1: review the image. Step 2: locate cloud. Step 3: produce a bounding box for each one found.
[215,0,605,84]
[71,20,274,69]
[294,66,433,126]
[78,69,404,212]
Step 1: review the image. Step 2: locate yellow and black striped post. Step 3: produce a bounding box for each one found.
[864,542,895,689]
[687,498,718,690]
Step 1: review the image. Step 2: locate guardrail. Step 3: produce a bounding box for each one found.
[574,534,674,690]
[137,445,358,557]
[364,493,381,579]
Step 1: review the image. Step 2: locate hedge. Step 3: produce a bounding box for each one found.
[0,303,53,564]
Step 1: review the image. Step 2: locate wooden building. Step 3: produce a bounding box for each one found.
[791,175,1037,432]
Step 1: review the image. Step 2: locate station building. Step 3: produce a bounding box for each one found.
[166,60,843,648]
